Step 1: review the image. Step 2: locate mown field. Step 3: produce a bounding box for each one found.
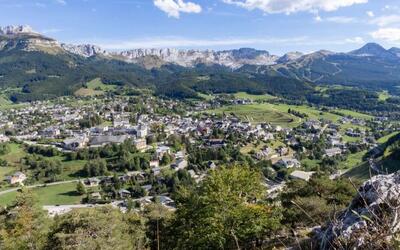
[0,182,83,206]
[0,143,88,182]
[208,102,372,128]
[208,104,301,127]
[74,78,117,97]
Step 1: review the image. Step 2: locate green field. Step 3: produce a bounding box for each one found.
[0,143,26,168]
[0,166,15,181]
[208,102,371,127]
[378,132,400,144]
[198,93,215,101]
[378,91,391,101]
[0,95,11,106]
[342,150,367,169]
[0,143,87,181]
[208,104,301,127]
[233,92,276,101]
[74,78,117,97]
[343,161,371,181]
[0,182,83,206]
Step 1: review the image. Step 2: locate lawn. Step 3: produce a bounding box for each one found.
[343,161,372,181]
[208,104,303,127]
[335,109,373,120]
[377,132,400,144]
[0,143,87,181]
[342,150,367,169]
[0,182,83,206]
[207,102,363,127]
[0,95,11,106]
[0,143,26,167]
[74,78,117,97]
[0,166,15,181]
[233,92,276,101]
[197,92,215,101]
[378,91,391,101]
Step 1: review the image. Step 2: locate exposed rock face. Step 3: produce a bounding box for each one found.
[0,25,37,35]
[277,51,303,63]
[319,172,400,249]
[61,44,108,57]
[118,48,279,68]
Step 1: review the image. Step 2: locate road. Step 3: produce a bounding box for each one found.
[0,179,80,196]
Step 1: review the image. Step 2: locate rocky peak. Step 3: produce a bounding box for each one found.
[0,25,37,36]
[349,43,396,59]
[277,51,303,63]
[389,47,400,58]
[319,171,400,249]
[118,48,278,68]
[61,44,108,57]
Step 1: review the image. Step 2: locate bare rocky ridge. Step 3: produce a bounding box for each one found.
[61,44,108,58]
[0,25,37,35]
[319,172,400,249]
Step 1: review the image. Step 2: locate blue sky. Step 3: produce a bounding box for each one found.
[1,0,400,54]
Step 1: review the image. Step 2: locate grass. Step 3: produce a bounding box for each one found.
[378,132,400,144]
[334,109,373,120]
[0,95,11,106]
[342,150,367,169]
[378,91,391,101]
[208,104,301,127]
[0,182,84,206]
[0,143,87,181]
[74,78,117,97]
[197,93,214,101]
[0,143,26,168]
[301,158,322,170]
[207,102,369,128]
[0,166,15,181]
[343,161,371,181]
[233,92,276,101]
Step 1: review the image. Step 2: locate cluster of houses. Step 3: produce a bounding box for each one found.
[1,95,398,214]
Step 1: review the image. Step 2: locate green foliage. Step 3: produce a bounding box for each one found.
[0,143,10,156]
[78,114,102,128]
[280,175,359,227]
[46,207,147,250]
[83,159,107,177]
[0,189,50,250]
[168,166,282,249]
[24,155,63,182]
[76,181,86,195]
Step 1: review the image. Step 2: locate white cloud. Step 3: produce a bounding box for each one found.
[316,16,357,23]
[80,36,367,51]
[42,28,62,34]
[345,36,365,44]
[153,0,202,18]
[314,15,322,22]
[370,15,400,27]
[221,0,368,14]
[366,11,374,17]
[371,28,400,43]
[55,0,66,5]
[96,36,307,49]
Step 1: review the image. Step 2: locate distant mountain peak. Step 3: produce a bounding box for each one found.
[277,51,304,63]
[349,43,395,59]
[0,25,37,36]
[61,44,108,57]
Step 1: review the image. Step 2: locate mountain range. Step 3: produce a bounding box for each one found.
[1,25,400,102]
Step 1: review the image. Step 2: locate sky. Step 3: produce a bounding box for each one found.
[1,0,400,54]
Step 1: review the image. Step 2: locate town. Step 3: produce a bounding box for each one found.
[1,93,398,216]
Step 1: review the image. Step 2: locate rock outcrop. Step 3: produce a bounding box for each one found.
[319,172,400,249]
